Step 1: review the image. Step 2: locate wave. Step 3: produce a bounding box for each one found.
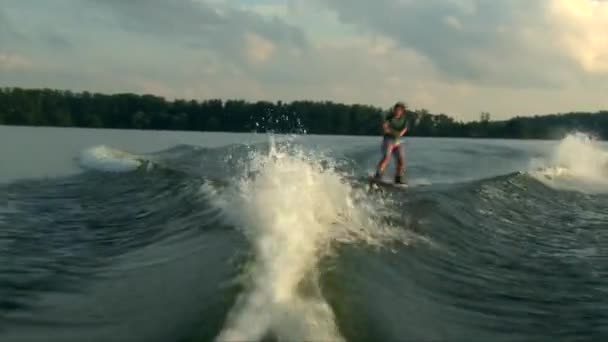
[204,138,413,342]
[78,145,149,173]
[529,133,608,194]
[5,132,608,341]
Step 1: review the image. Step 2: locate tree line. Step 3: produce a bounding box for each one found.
[1,87,606,139]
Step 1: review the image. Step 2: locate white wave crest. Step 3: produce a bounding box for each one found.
[79,145,143,173]
[208,139,410,342]
[531,133,608,193]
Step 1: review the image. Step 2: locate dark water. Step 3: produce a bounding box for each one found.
[1,127,608,342]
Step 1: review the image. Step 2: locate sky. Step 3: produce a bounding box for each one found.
[0,0,606,120]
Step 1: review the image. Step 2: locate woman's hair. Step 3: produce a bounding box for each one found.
[394,101,407,110]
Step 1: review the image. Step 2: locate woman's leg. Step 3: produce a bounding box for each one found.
[375,137,394,177]
[394,144,406,182]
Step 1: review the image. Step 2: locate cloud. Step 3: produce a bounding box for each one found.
[42,31,72,50]
[0,52,34,71]
[1,3,75,52]
[549,0,608,73]
[243,32,276,64]
[319,0,605,86]
[88,0,306,61]
[0,8,23,43]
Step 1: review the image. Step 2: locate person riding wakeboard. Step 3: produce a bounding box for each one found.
[373,101,409,184]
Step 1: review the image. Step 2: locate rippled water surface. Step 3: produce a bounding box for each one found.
[1,126,608,342]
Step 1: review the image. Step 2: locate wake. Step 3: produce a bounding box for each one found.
[531,133,608,194]
[206,139,410,341]
[79,145,147,172]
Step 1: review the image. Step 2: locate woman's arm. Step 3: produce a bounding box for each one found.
[382,120,392,135]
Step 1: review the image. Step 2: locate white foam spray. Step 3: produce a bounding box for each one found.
[208,139,410,342]
[79,145,143,173]
[531,133,608,193]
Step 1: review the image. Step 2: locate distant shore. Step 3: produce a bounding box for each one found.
[1,87,606,140]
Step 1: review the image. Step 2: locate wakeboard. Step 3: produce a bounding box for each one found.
[368,176,409,190]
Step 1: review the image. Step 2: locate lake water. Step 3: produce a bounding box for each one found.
[1,125,608,342]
